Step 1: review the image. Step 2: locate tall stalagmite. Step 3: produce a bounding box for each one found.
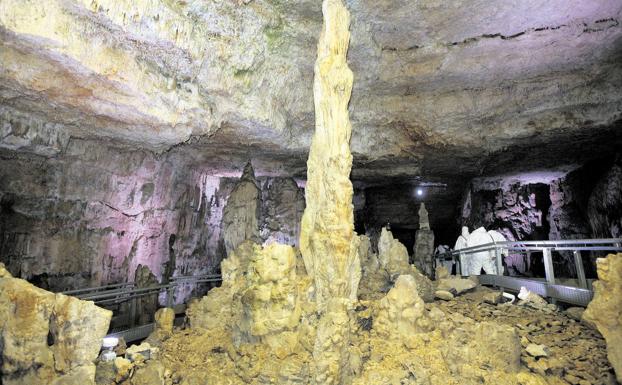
[299,0,361,383]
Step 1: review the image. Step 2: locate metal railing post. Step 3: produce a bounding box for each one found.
[129,296,137,328]
[167,284,174,308]
[495,246,502,276]
[542,248,556,304]
[573,250,588,289]
[454,254,463,276]
[542,248,556,285]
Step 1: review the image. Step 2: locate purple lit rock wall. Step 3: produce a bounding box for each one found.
[0,139,222,292]
[460,156,622,277]
[0,139,305,298]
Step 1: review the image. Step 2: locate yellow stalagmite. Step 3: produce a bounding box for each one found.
[299,0,361,383]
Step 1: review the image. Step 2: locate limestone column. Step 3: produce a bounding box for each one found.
[222,162,261,255]
[299,0,361,383]
[414,203,435,277]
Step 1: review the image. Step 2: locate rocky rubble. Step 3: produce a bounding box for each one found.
[437,288,617,384]
[0,263,112,385]
[90,234,622,385]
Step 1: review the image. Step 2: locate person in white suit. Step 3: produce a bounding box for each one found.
[466,227,501,275]
[454,226,470,275]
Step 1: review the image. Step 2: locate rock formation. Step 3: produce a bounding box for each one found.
[174,240,557,385]
[223,162,262,255]
[414,203,435,277]
[260,177,305,247]
[583,253,622,382]
[378,227,411,276]
[362,227,434,302]
[587,157,622,238]
[373,275,433,342]
[233,243,302,353]
[298,0,361,382]
[418,203,430,230]
[134,264,159,325]
[0,263,111,385]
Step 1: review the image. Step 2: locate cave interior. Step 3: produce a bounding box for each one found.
[1,0,622,384]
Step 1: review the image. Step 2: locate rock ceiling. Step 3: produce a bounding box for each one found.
[1,0,622,183]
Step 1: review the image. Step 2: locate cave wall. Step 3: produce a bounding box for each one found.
[587,156,622,238]
[0,138,305,295]
[462,158,621,241]
[0,140,226,292]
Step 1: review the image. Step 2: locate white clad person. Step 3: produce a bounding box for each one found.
[466,227,498,275]
[454,226,470,276]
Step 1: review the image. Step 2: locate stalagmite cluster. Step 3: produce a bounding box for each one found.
[1,0,621,384]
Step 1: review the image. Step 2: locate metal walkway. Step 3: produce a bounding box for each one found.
[61,274,222,342]
[445,238,622,306]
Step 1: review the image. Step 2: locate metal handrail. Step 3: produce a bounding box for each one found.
[61,274,222,305]
[444,237,622,305]
[450,238,622,255]
[62,282,135,295]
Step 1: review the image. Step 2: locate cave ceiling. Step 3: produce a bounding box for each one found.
[1,0,621,187]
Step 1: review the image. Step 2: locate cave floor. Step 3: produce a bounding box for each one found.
[436,289,615,385]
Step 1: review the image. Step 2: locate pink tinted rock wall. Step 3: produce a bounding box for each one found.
[0,139,232,294]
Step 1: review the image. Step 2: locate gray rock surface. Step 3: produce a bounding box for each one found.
[413,229,435,278]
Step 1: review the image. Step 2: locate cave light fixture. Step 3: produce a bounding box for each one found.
[414,182,448,198]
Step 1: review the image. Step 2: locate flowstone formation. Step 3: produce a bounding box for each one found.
[0,263,111,385]
[373,275,434,342]
[583,253,622,382]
